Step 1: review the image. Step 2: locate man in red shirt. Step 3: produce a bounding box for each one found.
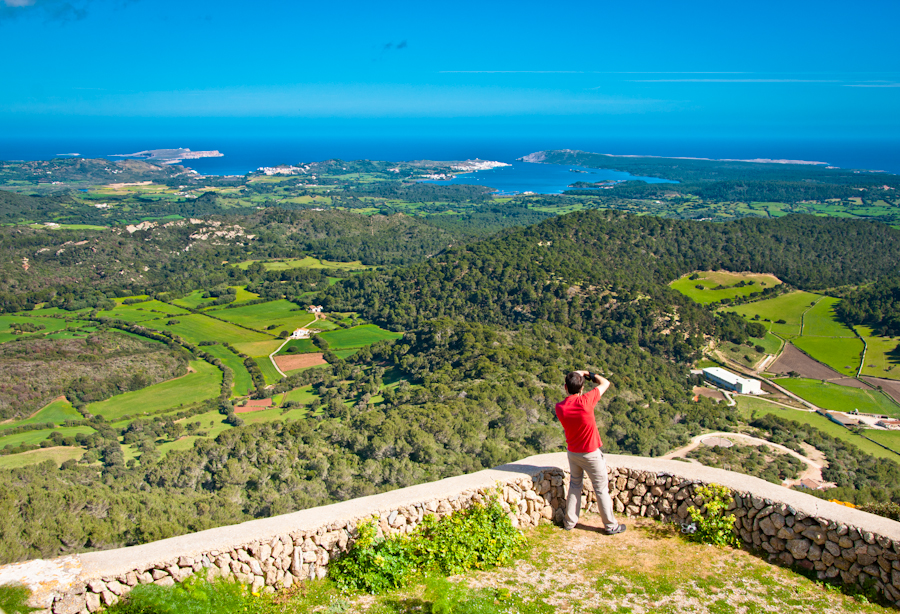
[555,370,625,534]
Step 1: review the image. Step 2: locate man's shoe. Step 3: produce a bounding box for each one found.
[601,524,626,535]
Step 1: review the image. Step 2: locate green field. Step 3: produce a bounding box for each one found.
[776,378,900,417]
[857,326,900,379]
[724,291,822,339]
[0,397,81,432]
[257,356,284,385]
[737,396,900,462]
[98,299,190,322]
[0,314,72,343]
[234,256,370,271]
[864,429,900,454]
[0,426,95,451]
[202,344,254,396]
[147,314,272,346]
[0,446,84,469]
[792,336,864,377]
[801,297,856,337]
[171,287,259,310]
[278,338,317,354]
[318,324,403,350]
[282,385,318,405]
[87,360,222,420]
[669,271,782,305]
[209,299,314,333]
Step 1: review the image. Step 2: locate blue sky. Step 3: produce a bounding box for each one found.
[1,0,898,143]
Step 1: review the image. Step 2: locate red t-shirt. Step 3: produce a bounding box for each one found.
[555,387,602,453]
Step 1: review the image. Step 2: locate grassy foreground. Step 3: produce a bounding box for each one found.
[105,517,894,614]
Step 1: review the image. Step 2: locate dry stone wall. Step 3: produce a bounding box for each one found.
[2,452,899,612]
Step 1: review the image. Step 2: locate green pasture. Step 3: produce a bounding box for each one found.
[791,336,864,377]
[857,326,900,379]
[864,430,900,454]
[0,314,71,343]
[724,291,821,338]
[318,324,403,350]
[0,397,81,432]
[257,356,284,385]
[87,360,222,421]
[332,348,359,360]
[669,271,782,305]
[234,256,370,271]
[0,426,95,451]
[278,338,317,355]
[738,396,900,462]
[170,287,259,310]
[102,299,190,320]
[0,446,84,469]
[210,299,313,333]
[26,306,91,316]
[202,344,254,396]
[231,339,282,358]
[802,297,855,337]
[158,411,233,456]
[283,385,318,405]
[146,314,271,346]
[239,406,308,426]
[776,378,899,417]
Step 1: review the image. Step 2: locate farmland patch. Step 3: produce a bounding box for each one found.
[210,299,314,333]
[777,378,900,417]
[274,353,326,372]
[147,314,271,346]
[318,324,403,350]
[669,270,781,305]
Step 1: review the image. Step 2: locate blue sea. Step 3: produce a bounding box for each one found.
[1,135,897,194]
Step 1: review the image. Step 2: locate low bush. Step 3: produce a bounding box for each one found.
[682,483,740,548]
[329,495,525,593]
[106,573,252,614]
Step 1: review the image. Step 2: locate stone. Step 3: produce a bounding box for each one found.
[154,577,175,587]
[87,580,106,594]
[178,556,194,568]
[787,539,811,560]
[84,592,102,613]
[125,572,138,587]
[101,591,118,607]
[802,527,827,546]
[54,593,86,614]
[105,580,125,596]
[151,569,168,580]
[759,516,777,537]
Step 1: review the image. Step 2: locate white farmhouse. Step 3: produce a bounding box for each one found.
[702,367,763,395]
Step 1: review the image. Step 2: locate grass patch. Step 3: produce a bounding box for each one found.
[283,385,318,406]
[857,326,900,379]
[318,324,403,350]
[739,396,900,461]
[210,299,313,333]
[257,356,284,385]
[670,271,782,305]
[0,314,71,343]
[792,337,864,377]
[0,426,94,451]
[0,397,81,432]
[87,360,222,421]
[0,446,83,469]
[147,314,272,346]
[864,429,900,454]
[277,338,317,355]
[202,344,254,397]
[802,297,856,337]
[232,339,283,357]
[724,291,821,338]
[776,378,900,417]
[234,256,371,271]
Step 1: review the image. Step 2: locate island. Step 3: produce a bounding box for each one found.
[111,148,224,164]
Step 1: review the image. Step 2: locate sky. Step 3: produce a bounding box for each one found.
[1,0,899,145]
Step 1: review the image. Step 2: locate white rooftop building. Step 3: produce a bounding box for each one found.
[702,367,763,395]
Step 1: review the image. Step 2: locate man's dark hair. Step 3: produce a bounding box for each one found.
[565,371,584,395]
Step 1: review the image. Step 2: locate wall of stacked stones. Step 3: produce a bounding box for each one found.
[3,452,899,613]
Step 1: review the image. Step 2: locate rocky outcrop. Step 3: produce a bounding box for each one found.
[2,452,899,612]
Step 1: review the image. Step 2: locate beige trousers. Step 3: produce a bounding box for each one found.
[565,448,618,531]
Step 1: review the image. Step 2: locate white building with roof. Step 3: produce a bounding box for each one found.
[702,367,763,395]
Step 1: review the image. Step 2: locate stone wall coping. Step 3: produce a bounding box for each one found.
[70,452,900,580]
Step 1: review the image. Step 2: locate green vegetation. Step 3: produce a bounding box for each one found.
[0,425,94,450]
[687,442,805,484]
[791,336,865,377]
[685,483,739,547]
[330,497,524,593]
[210,299,313,333]
[669,271,781,305]
[724,291,822,338]
[802,297,855,337]
[318,324,403,350]
[738,396,900,461]
[202,344,254,396]
[150,314,272,345]
[0,446,83,469]
[776,378,899,417]
[87,360,222,421]
[863,429,900,454]
[857,326,900,379]
[0,397,80,432]
[278,338,317,354]
[235,256,370,271]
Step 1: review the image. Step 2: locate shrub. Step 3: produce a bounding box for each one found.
[0,584,39,613]
[329,496,524,594]
[858,501,900,522]
[106,573,251,614]
[683,483,739,548]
